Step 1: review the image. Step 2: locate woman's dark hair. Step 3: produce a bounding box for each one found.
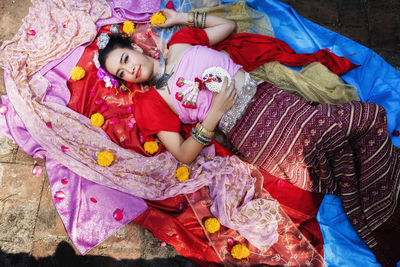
[98,35,133,72]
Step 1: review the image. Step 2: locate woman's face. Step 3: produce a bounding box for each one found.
[105,47,154,83]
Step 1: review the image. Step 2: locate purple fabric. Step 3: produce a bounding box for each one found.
[0,0,161,254]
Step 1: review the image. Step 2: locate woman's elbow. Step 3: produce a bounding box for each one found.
[228,20,236,34]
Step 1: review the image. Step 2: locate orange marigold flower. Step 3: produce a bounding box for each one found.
[150,12,166,27]
[204,217,220,233]
[122,21,135,34]
[231,244,250,260]
[70,66,85,80]
[90,113,104,127]
[144,141,159,155]
[175,166,190,182]
[97,151,115,167]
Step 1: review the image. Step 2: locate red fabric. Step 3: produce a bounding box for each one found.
[168,28,358,75]
[133,88,181,140]
[167,27,210,48]
[68,25,325,266]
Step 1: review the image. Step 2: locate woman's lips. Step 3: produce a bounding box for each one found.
[135,66,141,78]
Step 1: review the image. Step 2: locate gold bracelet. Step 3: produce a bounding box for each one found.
[187,12,194,27]
[196,122,215,139]
[201,12,206,29]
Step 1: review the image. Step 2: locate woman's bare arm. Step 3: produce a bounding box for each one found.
[156,9,236,46]
[157,79,237,164]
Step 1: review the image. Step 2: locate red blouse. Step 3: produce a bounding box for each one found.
[133,88,181,140]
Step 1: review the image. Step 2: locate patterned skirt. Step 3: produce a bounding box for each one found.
[227,82,400,266]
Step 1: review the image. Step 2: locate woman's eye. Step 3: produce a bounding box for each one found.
[124,56,128,64]
[120,71,124,78]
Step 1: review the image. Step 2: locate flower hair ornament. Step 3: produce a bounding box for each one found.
[97,33,110,50]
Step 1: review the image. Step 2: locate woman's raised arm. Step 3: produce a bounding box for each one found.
[155,9,236,46]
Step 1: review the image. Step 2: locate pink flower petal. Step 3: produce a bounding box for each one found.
[55,191,65,201]
[46,121,52,128]
[32,166,43,177]
[94,97,104,105]
[113,209,124,221]
[27,29,36,36]
[166,1,175,10]
[126,106,133,114]
[0,104,8,115]
[110,118,120,125]
[127,121,134,129]
[100,105,108,113]
[61,145,69,152]
[33,151,46,159]
[89,88,96,98]
[61,178,68,185]
[178,202,184,211]
[160,241,166,247]
[90,197,98,203]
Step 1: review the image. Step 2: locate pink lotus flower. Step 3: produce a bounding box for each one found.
[32,166,43,177]
[0,104,8,115]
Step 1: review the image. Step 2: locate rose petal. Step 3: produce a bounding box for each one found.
[27,29,36,36]
[32,166,43,177]
[126,106,133,114]
[90,197,98,203]
[160,241,166,247]
[113,209,124,221]
[55,191,65,201]
[110,118,120,125]
[94,97,104,105]
[0,104,8,115]
[61,178,68,185]
[100,105,108,113]
[61,145,69,152]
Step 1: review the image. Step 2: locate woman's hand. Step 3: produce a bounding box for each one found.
[210,78,237,115]
[154,9,185,28]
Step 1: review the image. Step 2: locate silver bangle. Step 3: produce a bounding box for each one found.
[194,11,199,28]
[201,12,206,29]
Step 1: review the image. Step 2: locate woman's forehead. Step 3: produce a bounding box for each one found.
[105,48,126,74]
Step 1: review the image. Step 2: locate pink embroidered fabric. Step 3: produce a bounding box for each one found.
[171,45,242,124]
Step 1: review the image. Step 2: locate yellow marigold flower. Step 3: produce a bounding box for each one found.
[97,151,115,167]
[230,244,250,260]
[90,113,104,127]
[175,166,190,182]
[204,217,220,234]
[144,141,159,155]
[150,12,166,27]
[122,21,135,34]
[70,66,85,80]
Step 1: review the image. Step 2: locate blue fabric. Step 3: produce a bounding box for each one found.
[219,0,400,266]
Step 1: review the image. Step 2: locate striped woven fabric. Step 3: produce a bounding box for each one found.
[227,82,400,265]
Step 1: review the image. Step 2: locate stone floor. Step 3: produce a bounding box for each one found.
[0,0,399,267]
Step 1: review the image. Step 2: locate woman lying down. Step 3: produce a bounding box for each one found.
[97,8,400,267]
